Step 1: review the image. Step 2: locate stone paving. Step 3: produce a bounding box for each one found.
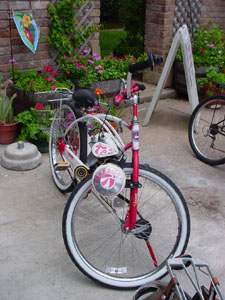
[0,96,225,300]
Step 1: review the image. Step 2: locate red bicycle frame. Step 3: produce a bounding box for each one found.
[123,94,140,232]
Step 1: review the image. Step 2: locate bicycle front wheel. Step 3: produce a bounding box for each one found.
[63,163,190,289]
[189,95,225,165]
[49,104,87,193]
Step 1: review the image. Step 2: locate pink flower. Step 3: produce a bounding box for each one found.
[8,58,16,63]
[52,85,57,90]
[67,112,74,120]
[83,49,89,54]
[45,77,52,82]
[93,105,105,113]
[88,59,94,64]
[95,56,101,61]
[98,70,103,74]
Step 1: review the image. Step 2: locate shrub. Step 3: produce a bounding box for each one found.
[114,0,146,57]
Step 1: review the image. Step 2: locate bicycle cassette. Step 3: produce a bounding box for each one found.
[92,163,126,197]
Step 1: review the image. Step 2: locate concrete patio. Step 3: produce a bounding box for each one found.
[0,97,225,300]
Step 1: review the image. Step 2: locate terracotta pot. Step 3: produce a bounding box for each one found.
[0,122,19,144]
[206,100,224,110]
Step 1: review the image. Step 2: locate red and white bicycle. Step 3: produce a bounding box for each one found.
[48,52,190,288]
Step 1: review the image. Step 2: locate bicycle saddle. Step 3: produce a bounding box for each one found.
[72,89,99,108]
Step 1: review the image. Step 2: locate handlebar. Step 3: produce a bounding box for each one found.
[128,51,163,74]
[113,82,145,106]
[113,51,163,106]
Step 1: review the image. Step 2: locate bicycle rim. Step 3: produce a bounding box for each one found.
[189,95,225,165]
[49,104,80,192]
[63,164,190,288]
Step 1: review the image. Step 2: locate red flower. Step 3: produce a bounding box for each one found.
[95,88,102,96]
[200,48,205,53]
[51,71,58,77]
[43,65,52,72]
[222,70,225,74]
[35,103,44,111]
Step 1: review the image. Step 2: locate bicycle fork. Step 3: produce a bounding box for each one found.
[123,96,158,267]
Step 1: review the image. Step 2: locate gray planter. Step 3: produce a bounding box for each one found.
[11,86,71,115]
[89,79,122,99]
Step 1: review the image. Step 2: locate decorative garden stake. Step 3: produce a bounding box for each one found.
[13,12,39,54]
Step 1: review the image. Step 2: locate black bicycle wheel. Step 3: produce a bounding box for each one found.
[49,104,87,193]
[189,95,225,165]
[62,163,190,289]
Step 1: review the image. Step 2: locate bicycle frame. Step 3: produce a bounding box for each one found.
[58,82,142,234]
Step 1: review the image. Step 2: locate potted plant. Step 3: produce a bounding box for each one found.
[9,65,71,115]
[14,103,52,152]
[197,67,225,99]
[0,78,18,144]
[59,50,147,97]
[174,22,225,96]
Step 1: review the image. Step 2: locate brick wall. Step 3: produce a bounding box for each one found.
[144,0,225,85]
[0,0,100,80]
[144,0,175,85]
[201,0,225,31]
[0,1,51,80]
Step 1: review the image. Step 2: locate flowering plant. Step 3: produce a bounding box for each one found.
[9,65,71,93]
[60,50,147,87]
[197,67,225,98]
[176,22,225,68]
[15,103,52,142]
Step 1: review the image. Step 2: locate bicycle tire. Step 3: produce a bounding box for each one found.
[188,95,225,165]
[49,104,87,193]
[62,163,190,289]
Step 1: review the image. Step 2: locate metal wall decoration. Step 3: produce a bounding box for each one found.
[173,0,203,38]
[49,0,94,68]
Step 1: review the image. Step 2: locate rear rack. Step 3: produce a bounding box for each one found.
[133,257,224,300]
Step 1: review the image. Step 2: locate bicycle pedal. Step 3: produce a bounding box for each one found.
[54,162,70,171]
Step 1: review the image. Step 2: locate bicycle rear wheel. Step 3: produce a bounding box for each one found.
[49,104,87,193]
[63,163,190,289]
[189,95,225,165]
